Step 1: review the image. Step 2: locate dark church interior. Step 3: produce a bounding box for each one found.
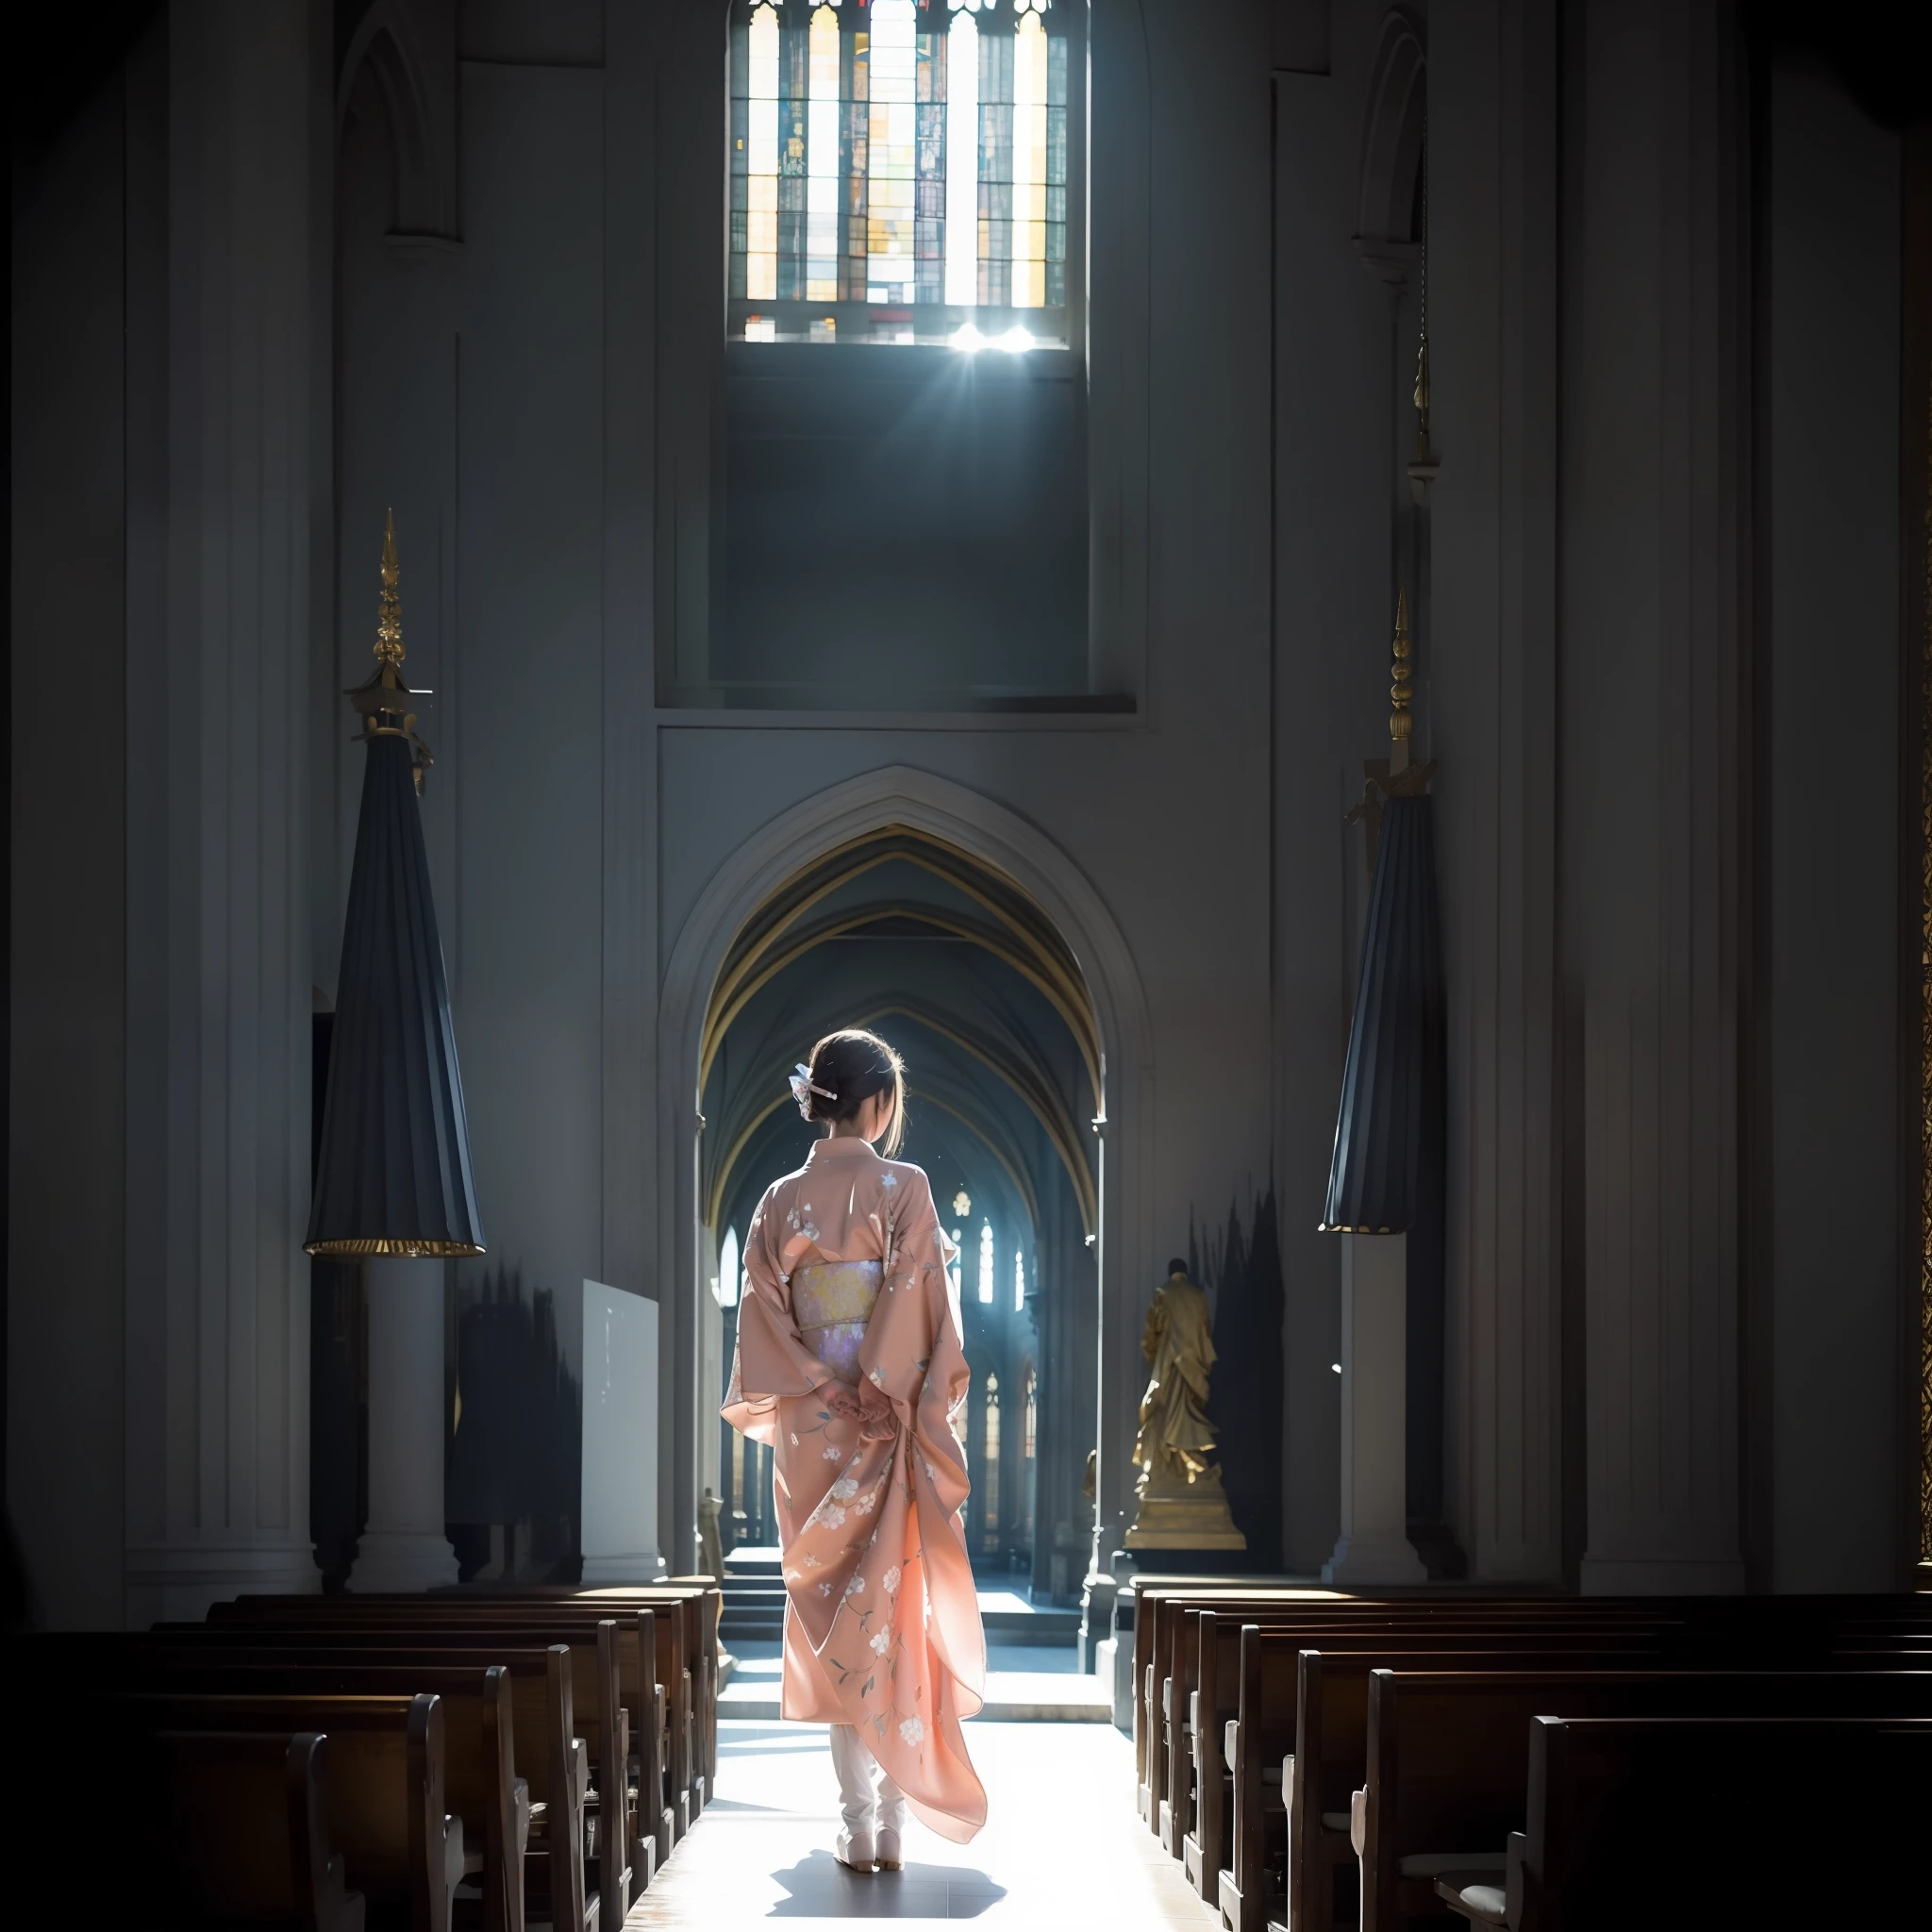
[8,1,1932,1925]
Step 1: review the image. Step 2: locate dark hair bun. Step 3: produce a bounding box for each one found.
[803,1028,908,1157]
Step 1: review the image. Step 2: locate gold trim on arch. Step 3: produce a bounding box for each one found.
[703,899,1099,1103]
[700,826,1104,1108]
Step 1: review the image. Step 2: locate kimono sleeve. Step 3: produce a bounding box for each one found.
[871,1171,972,1498]
[719,1188,833,1445]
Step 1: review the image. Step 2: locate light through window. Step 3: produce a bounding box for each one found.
[977,1221,995,1305]
[1013,1247,1025,1313]
[983,1372,1001,1551]
[728,0,1074,348]
[715,1225,741,1308]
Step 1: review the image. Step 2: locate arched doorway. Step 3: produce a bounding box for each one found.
[658,767,1154,1622]
[700,824,1098,1594]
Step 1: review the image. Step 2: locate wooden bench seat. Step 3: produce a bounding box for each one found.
[97,1641,560,1932]
[1211,1630,1661,1932]
[129,1729,365,1931]
[220,1585,714,1854]
[1136,1589,1670,1840]
[1164,1609,1661,1886]
[104,1690,457,1932]
[202,1606,648,1924]
[1477,1715,1932,1931]
[1361,1669,1932,1932]
[1136,1582,1932,1869]
[229,1595,688,1874]
[350,1582,724,1818]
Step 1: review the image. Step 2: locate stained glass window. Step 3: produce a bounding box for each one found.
[728,0,1075,348]
[977,1220,995,1304]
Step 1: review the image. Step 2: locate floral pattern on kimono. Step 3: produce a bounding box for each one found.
[721,1136,987,1842]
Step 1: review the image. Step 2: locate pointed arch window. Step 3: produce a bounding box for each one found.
[728,0,1077,348]
[714,1225,741,1307]
[982,1370,1001,1551]
[977,1220,996,1305]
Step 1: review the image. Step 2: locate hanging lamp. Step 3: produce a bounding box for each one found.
[306,511,486,1258]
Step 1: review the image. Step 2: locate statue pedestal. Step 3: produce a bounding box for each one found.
[1125,1465,1247,1552]
[1323,1233,1426,1588]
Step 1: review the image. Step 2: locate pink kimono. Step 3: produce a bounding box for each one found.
[720,1136,988,1841]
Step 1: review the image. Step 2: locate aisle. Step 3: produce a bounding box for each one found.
[625,1720,1220,1929]
[719,1633,1111,1724]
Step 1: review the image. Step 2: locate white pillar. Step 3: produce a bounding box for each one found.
[122,0,330,1626]
[350,1260,458,1591]
[1323,1235,1426,1588]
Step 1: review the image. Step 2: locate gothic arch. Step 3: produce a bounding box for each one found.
[658,765,1156,1579]
[1357,7,1427,248]
[337,5,457,242]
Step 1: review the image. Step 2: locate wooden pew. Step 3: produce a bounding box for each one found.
[1198,1595,1929,1932]
[129,1730,365,1931]
[1176,1608,1667,1879]
[107,1690,456,1932]
[1163,1605,1661,1886]
[1211,1630,1661,1932]
[1361,1668,1932,1932]
[222,1584,711,1857]
[1491,1715,1932,1932]
[130,1640,576,1932]
[458,1582,721,1822]
[1142,1582,1932,1860]
[1139,1590,1655,1843]
[206,1605,641,1923]
[576,1582,721,1821]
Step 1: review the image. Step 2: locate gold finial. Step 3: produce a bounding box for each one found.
[1389,589,1413,771]
[347,510,434,793]
[375,508,404,667]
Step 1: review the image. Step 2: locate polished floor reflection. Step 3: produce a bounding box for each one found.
[625,1719,1219,1928]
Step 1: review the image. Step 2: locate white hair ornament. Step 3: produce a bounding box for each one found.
[790,1062,837,1119]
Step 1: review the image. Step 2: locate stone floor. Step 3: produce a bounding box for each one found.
[719,1636,1110,1724]
[624,1718,1222,1929]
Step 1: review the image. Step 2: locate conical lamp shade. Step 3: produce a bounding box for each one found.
[306,727,485,1257]
[1321,792,1444,1233]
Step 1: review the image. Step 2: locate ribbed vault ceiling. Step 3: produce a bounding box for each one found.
[701,827,1100,1247]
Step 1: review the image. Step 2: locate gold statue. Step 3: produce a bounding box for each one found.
[1125,1260,1246,1550]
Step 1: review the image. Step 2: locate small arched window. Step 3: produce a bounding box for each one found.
[977,1221,996,1304]
[728,0,1075,348]
[982,1370,1001,1550]
[714,1225,741,1307]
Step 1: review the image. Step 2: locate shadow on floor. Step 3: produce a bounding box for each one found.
[765,1849,1008,1918]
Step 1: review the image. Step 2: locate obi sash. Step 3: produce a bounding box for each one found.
[793,1259,882,1387]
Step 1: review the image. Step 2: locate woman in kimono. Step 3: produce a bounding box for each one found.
[721,1028,987,1869]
